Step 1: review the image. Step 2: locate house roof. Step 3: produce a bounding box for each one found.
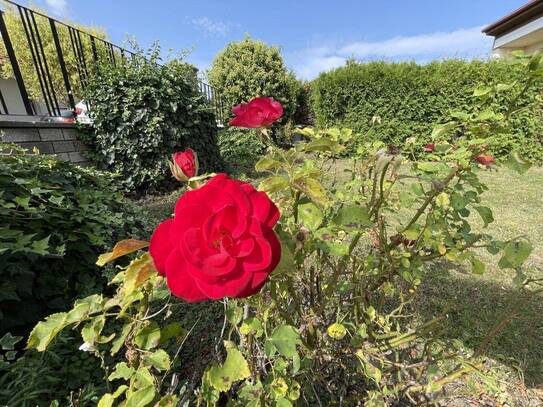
[483,0,543,37]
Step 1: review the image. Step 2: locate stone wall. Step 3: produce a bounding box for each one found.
[0,121,89,166]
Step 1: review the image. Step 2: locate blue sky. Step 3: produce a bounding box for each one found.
[29,0,525,79]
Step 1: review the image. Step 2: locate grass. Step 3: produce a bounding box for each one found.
[413,166,543,396]
[138,164,543,404]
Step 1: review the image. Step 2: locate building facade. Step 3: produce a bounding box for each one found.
[484,0,543,56]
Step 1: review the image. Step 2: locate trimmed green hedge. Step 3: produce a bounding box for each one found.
[81,51,221,194]
[311,59,543,161]
[218,127,265,177]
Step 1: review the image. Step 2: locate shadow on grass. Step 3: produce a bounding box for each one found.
[414,262,543,387]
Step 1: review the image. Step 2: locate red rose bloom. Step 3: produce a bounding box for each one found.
[149,174,281,302]
[171,148,197,180]
[424,143,435,152]
[474,155,495,166]
[229,97,284,128]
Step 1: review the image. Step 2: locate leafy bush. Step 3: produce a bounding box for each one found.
[311,59,543,162]
[25,53,541,406]
[81,46,221,194]
[0,145,147,336]
[209,37,299,122]
[0,332,103,406]
[292,80,315,126]
[218,127,265,176]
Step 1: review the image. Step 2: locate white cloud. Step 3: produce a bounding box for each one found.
[190,17,234,37]
[289,26,493,80]
[45,0,68,16]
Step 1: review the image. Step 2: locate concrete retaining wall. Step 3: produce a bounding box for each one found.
[0,120,89,166]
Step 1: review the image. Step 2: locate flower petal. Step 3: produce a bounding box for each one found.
[165,250,208,302]
[249,191,280,228]
[193,266,252,300]
[149,219,174,276]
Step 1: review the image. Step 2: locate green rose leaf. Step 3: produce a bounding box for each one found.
[81,315,106,346]
[240,317,264,338]
[303,138,341,153]
[471,258,486,275]
[143,349,171,371]
[125,386,155,407]
[159,322,186,346]
[298,203,323,231]
[27,312,69,352]
[506,151,531,175]
[255,156,282,172]
[333,205,371,228]
[499,240,533,269]
[267,325,302,359]
[474,206,494,227]
[134,321,161,350]
[298,178,329,206]
[108,362,135,381]
[259,176,289,194]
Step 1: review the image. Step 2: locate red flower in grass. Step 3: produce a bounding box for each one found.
[170,148,198,181]
[229,97,283,128]
[149,174,281,302]
[474,155,495,166]
[424,143,435,152]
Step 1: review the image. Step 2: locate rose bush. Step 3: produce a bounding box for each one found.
[25,52,541,407]
[150,174,281,302]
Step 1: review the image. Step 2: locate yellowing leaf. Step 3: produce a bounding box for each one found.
[125,386,155,407]
[96,239,149,267]
[208,348,251,392]
[436,192,450,209]
[259,176,289,194]
[327,323,347,340]
[123,253,156,296]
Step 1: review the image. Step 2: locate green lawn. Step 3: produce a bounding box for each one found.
[413,167,543,400]
[138,164,543,403]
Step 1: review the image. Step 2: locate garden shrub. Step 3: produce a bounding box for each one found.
[80,46,221,194]
[292,80,315,126]
[0,145,147,336]
[209,37,299,122]
[311,59,543,162]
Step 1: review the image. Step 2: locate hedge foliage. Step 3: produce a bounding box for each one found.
[218,127,265,176]
[81,48,221,194]
[311,59,543,161]
[0,145,146,336]
[209,37,300,122]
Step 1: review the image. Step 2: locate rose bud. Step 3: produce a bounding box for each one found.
[229,97,284,128]
[424,143,435,152]
[170,148,198,182]
[474,155,495,167]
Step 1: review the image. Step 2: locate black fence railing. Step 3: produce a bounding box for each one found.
[0,0,225,123]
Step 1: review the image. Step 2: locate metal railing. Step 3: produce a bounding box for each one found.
[0,0,224,122]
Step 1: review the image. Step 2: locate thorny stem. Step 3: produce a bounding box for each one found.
[401,168,458,233]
